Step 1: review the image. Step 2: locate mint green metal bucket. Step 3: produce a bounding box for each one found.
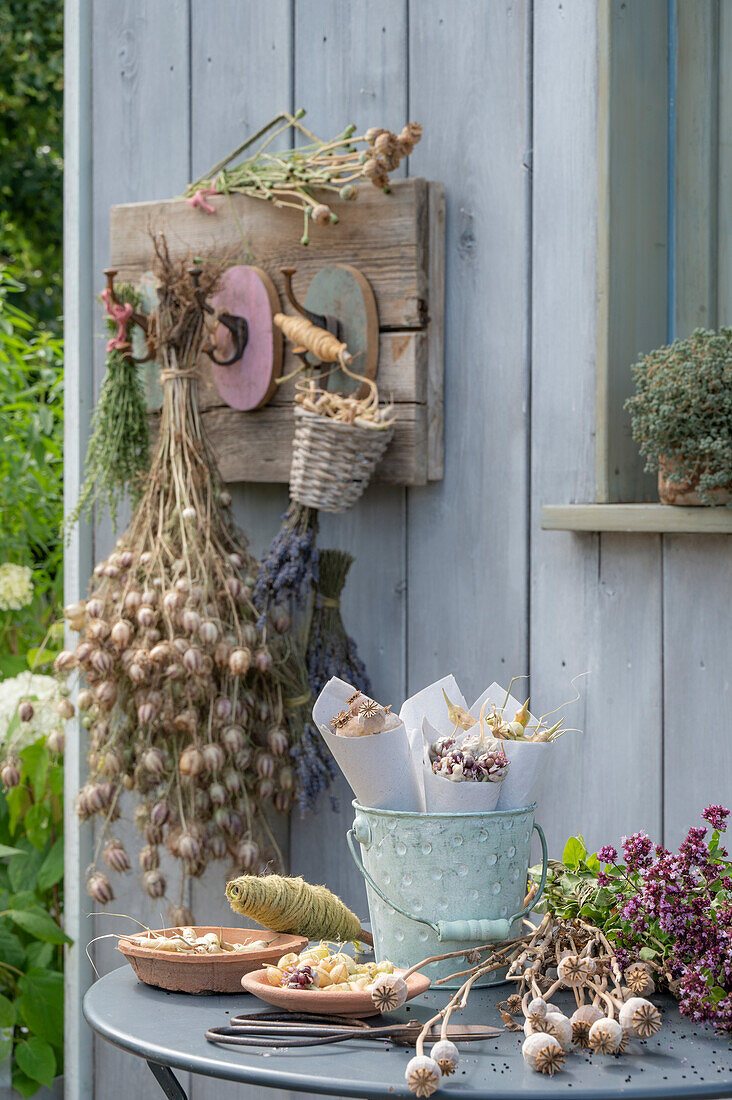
[347,801,547,988]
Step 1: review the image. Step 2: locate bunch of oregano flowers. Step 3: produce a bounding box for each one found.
[531,806,732,1030]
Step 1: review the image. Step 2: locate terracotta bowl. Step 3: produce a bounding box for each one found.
[241,967,431,1018]
[118,927,308,994]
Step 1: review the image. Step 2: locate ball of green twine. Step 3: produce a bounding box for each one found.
[226,873,363,943]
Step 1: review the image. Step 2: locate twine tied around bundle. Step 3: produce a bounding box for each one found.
[159,367,199,383]
[225,873,372,945]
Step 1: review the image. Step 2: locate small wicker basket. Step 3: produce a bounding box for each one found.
[289,407,395,513]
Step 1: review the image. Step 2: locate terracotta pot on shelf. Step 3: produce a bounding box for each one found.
[657,457,730,507]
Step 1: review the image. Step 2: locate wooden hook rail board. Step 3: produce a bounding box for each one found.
[109,177,445,485]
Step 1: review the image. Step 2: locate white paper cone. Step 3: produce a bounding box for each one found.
[313,677,423,811]
[495,740,552,810]
[400,674,468,739]
[423,766,502,812]
[420,717,502,812]
[470,682,538,728]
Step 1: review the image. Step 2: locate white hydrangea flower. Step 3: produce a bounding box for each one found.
[0,564,34,611]
[0,672,64,752]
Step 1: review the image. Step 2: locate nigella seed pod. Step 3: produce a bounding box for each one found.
[180,746,204,777]
[103,564,119,579]
[214,696,232,721]
[214,642,230,668]
[228,647,251,676]
[91,650,114,676]
[95,681,118,709]
[110,620,133,650]
[97,781,114,807]
[194,788,210,814]
[228,552,242,568]
[223,768,241,794]
[119,550,134,569]
[268,728,289,756]
[241,623,258,648]
[257,776,274,799]
[225,576,242,600]
[103,840,131,873]
[278,765,294,791]
[1,760,20,789]
[202,742,226,771]
[199,620,219,646]
[219,490,232,507]
[65,600,86,621]
[75,641,94,664]
[145,823,163,846]
[181,506,197,523]
[77,689,95,712]
[178,832,201,860]
[174,709,198,736]
[86,598,105,619]
[87,871,114,905]
[235,746,253,770]
[162,590,182,615]
[47,729,65,754]
[18,701,34,723]
[183,647,203,674]
[54,650,77,674]
[256,752,275,779]
[174,576,190,594]
[82,715,94,730]
[181,609,201,635]
[257,701,271,725]
[169,905,196,926]
[141,588,156,606]
[137,702,155,725]
[140,551,153,566]
[214,807,232,831]
[150,800,170,827]
[123,590,142,613]
[209,833,227,859]
[143,869,166,899]
[274,791,291,813]
[227,812,243,837]
[272,608,290,634]
[137,605,155,629]
[236,839,260,869]
[128,662,147,685]
[55,698,76,720]
[149,643,171,665]
[209,783,227,807]
[200,654,214,676]
[86,619,111,642]
[142,747,165,776]
[101,749,124,776]
[165,662,185,681]
[222,726,244,754]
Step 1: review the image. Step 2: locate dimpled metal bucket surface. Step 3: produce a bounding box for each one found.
[347,801,547,988]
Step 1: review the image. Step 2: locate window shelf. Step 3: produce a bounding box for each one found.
[541,504,732,535]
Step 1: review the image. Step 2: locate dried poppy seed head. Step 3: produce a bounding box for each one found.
[624,961,655,995]
[619,997,662,1038]
[522,1033,565,1075]
[404,1054,441,1097]
[588,1017,623,1054]
[331,710,350,729]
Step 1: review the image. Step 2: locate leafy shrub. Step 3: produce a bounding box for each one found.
[0,267,64,678]
[625,328,732,504]
[0,730,66,1097]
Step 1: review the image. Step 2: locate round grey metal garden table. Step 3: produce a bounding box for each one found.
[84,964,732,1099]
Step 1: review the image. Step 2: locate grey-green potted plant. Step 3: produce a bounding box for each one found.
[625,328,732,505]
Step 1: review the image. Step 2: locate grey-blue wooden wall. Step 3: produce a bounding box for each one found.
[73,2,732,1096]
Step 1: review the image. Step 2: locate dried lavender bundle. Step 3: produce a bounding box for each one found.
[306,549,370,700]
[57,240,299,913]
[252,502,318,625]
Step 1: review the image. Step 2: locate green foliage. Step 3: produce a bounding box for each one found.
[625,328,732,504]
[0,0,63,322]
[0,268,64,672]
[0,739,65,1094]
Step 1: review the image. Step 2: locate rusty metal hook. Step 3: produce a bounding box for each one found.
[102,268,156,362]
[189,267,250,367]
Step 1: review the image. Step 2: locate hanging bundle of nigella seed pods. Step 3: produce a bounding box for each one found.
[56,236,299,914]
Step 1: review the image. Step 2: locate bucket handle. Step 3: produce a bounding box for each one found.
[347,821,548,944]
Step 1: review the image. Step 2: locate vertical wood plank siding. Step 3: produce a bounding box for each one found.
[66,2,732,1094]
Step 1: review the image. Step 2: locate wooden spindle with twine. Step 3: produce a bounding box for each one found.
[273,313,353,365]
[226,874,373,946]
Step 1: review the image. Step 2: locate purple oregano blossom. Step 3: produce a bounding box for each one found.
[598,806,732,1031]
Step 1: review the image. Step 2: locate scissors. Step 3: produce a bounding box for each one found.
[205,1011,502,1049]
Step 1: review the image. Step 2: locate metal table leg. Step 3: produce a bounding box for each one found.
[146,1060,189,1100]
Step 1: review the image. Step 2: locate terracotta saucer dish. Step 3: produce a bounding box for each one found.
[241,967,431,1017]
[118,927,308,994]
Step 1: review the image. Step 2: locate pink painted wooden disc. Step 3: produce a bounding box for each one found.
[209,265,281,411]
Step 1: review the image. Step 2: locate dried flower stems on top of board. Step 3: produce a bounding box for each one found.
[57,238,302,914]
[184,109,422,245]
